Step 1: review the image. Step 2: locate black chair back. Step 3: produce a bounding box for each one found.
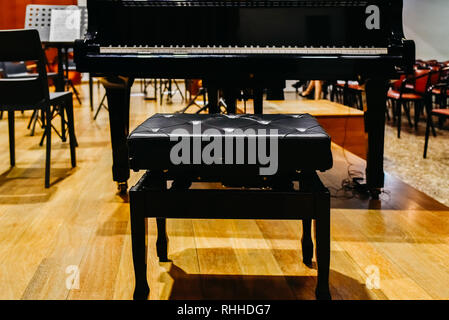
[0,29,49,108]
[3,61,28,77]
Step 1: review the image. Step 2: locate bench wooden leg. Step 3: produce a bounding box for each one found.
[156,217,169,262]
[130,190,150,300]
[315,192,331,300]
[299,171,314,267]
[301,219,313,267]
[130,169,331,300]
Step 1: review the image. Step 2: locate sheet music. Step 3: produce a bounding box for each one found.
[49,8,81,42]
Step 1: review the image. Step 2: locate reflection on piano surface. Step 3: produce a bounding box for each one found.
[75,0,415,197]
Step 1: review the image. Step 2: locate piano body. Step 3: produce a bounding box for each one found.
[75,0,415,197]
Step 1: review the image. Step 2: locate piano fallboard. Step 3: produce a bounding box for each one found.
[76,51,406,81]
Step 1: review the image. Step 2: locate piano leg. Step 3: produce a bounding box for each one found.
[207,85,219,114]
[365,78,389,199]
[222,87,238,114]
[266,80,286,101]
[103,77,134,193]
[254,88,263,114]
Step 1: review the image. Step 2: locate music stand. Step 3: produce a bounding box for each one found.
[25,5,88,43]
[25,5,87,94]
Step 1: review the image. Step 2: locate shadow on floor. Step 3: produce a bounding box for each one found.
[0,166,73,204]
[161,264,373,300]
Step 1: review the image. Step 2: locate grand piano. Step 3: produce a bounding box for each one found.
[75,0,415,197]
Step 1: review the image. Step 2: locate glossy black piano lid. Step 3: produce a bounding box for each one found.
[87,0,399,47]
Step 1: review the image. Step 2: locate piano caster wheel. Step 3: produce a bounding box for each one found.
[370,188,381,200]
[170,179,192,190]
[117,182,128,194]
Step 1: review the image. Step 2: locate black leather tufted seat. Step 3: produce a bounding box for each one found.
[128,113,333,177]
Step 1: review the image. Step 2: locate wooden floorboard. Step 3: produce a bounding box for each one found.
[0,82,448,300]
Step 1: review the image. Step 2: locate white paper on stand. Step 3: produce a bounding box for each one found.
[49,8,81,42]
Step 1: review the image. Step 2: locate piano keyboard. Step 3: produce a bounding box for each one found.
[100,46,389,55]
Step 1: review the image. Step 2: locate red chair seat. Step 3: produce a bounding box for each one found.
[432,109,449,117]
[387,89,423,100]
[348,84,363,91]
[432,87,449,95]
[336,81,363,91]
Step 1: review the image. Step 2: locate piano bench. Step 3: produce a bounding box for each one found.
[128,113,333,174]
[127,113,333,300]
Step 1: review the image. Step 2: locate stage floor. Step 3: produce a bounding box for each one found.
[0,82,448,300]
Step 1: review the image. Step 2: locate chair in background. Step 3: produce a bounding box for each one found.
[415,59,425,67]
[331,80,364,110]
[176,79,207,113]
[0,29,77,188]
[428,65,449,131]
[430,66,449,110]
[159,79,184,105]
[387,68,436,138]
[425,60,439,66]
[424,109,449,158]
[1,59,58,80]
[0,60,60,136]
[141,78,158,101]
[1,61,34,78]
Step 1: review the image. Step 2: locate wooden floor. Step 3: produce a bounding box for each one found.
[0,82,448,300]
